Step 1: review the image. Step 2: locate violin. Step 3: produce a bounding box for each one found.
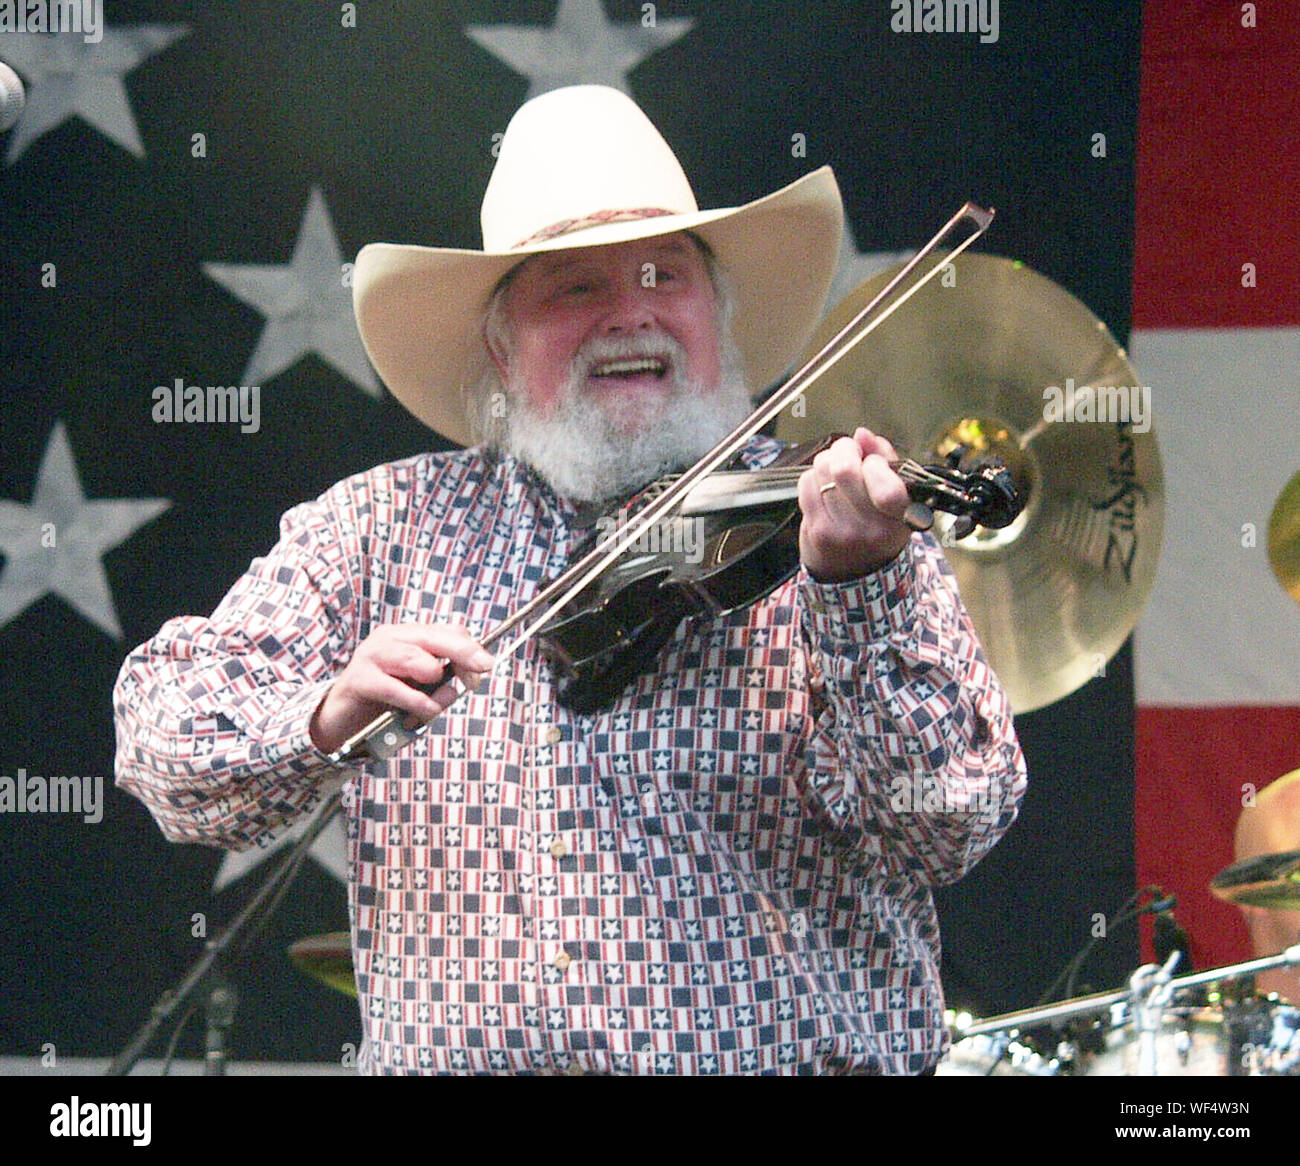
[330,201,1008,762]
[542,437,1022,711]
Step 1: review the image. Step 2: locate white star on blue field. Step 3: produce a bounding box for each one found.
[2,22,188,165]
[0,422,170,638]
[466,0,694,99]
[203,187,381,397]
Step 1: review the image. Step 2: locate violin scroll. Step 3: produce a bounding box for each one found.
[892,444,1023,538]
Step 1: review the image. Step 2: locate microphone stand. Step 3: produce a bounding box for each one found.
[1129,952,1182,1076]
[106,786,345,1076]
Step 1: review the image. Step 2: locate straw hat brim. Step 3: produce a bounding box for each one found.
[352,166,843,448]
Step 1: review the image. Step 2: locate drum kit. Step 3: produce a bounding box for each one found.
[282,251,1300,1077]
[941,850,1300,1076]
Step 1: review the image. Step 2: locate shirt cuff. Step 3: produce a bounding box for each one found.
[256,677,342,777]
[797,536,920,647]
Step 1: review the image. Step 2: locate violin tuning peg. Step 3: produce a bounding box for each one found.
[903,501,934,532]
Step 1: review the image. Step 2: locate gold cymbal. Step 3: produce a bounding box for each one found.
[288,932,356,997]
[1211,849,1300,910]
[1269,469,1300,605]
[777,252,1164,713]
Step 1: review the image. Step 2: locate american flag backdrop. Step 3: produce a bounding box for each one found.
[1130,5,1300,976]
[8,0,1285,1076]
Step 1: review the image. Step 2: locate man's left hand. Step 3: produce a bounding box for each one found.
[798,428,913,582]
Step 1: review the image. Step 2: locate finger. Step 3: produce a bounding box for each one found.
[449,664,493,695]
[854,426,899,463]
[798,465,830,519]
[372,640,453,689]
[401,677,465,728]
[806,460,852,520]
[385,652,492,708]
[364,669,449,723]
[370,630,494,695]
[386,623,495,674]
[860,453,911,521]
[820,437,873,508]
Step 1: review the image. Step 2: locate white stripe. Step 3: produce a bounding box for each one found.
[1131,326,1300,704]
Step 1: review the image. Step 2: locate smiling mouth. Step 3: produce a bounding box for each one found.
[589,357,669,380]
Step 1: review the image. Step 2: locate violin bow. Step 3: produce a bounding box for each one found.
[329,202,995,764]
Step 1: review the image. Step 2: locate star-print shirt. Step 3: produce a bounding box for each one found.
[114,438,1026,1075]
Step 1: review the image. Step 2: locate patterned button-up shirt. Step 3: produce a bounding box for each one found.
[114,438,1026,1075]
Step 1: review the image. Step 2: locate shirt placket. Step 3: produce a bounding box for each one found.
[526,698,574,1072]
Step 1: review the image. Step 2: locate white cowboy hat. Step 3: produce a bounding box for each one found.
[352,85,844,448]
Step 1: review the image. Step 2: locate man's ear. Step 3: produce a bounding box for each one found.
[483,317,510,383]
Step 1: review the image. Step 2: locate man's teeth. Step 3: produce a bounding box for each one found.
[592,358,666,377]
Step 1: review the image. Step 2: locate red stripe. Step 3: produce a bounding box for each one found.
[1136,706,1300,970]
[1133,3,1300,328]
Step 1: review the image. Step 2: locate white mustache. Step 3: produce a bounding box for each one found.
[572,333,685,381]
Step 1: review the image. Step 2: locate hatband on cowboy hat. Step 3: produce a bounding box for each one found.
[352,85,844,448]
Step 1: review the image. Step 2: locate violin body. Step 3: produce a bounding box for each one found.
[542,439,1022,711]
[545,446,812,712]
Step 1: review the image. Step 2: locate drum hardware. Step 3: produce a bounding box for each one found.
[1129,952,1183,1076]
[938,1030,1065,1077]
[106,785,344,1076]
[960,943,1300,1039]
[949,944,1300,1076]
[1088,1000,1241,1077]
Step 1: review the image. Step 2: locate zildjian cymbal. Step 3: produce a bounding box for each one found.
[288,932,357,997]
[776,251,1164,713]
[1211,849,1300,910]
[1269,468,1300,605]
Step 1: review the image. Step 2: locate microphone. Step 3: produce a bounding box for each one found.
[1152,895,1193,973]
[0,61,25,133]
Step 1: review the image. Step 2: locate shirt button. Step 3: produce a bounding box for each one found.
[553,950,572,971]
[544,726,562,746]
[550,837,568,859]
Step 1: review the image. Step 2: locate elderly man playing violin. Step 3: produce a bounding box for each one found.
[115,86,1026,1075]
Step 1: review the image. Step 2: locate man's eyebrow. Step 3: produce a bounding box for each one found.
[529,254,584,277]
[642,238,695,259]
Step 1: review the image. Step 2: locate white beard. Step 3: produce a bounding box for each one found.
[493,331,752,505]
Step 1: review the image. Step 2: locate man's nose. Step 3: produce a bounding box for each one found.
[597,282,657,333]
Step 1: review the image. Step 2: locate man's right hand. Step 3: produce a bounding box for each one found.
[309,623,495,755]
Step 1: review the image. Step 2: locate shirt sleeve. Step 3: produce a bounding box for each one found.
[797,531,1027,885]
[112,491,359,851]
